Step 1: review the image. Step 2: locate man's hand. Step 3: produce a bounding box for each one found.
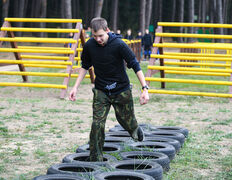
[140,89,149,105]
[69,88,77,101]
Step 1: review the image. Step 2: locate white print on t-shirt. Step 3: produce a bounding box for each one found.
[105,82,117,90]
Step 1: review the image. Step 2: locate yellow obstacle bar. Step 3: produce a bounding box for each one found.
[0,71,90,78]
[21,55,80,61]
[145,77,232,86]
[24,64,79,69]
[5,18,82,23]
[0,71,69,77]
[0,82,67,89]
[0,48,74,54]
[164,61,230,67]
[151,54,232,62]
[0,60,72,65]
[165,70,230,77]
[148,89,232,98]
[156,33,232,39]
[164,52,232,58]
[147,65,232,73]
[158,22,232,28]
[1,27,79,33]
[153,43,232,50]
[0,37,77,43]
[18,46,83,52]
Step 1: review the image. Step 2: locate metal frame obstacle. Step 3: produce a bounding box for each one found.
[145,22,232,98]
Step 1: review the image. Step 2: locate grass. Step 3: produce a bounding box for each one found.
[0,60,232,179]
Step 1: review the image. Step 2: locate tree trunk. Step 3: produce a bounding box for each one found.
[209,0,216,23]
[16,0,25,36]
[171,0,176,22]
[84,0,89,27]
[140,0,146,35]
[94,0,104,17]
[153,0,159,29]
[72,0,80,19]
[145,0,153,29]
[110,0,118,32]
[202,0,206,23]
[223,0,229,35]
[64,0,72,29]
[198,0,202,23]
[90,0,96,20]
[39,0,47,37]
[158,0,162,21]
[216,0,224,42]
[187,0,195,43]
[2,0,10,25]
[178,0,184,42]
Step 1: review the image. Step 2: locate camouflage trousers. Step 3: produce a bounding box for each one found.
[89,88,138,161]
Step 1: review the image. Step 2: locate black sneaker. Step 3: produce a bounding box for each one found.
[137,126,144,141]
[132,126,144,141]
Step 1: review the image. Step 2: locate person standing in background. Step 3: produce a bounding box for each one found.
[124,29,133,40]
[142,29,152,61]
[136,31,143,60]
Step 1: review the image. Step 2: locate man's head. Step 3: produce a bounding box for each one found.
[90,17,108,32]
[127,29,131,35]
[90,17,109,46]
[145,29,149,34]
[138,31,142,36]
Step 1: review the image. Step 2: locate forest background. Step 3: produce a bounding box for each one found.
[1,0,232,38]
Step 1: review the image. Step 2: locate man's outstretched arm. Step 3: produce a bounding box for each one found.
[69,68,88,101]
[136,70,149,105]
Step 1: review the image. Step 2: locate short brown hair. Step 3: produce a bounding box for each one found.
[90,17,108,32]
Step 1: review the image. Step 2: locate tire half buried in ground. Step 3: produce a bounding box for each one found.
[33,174,86,180]
[145,130,185,146]
[108,159,163,180]
[128,141,176,160]
[47,163,101,179]
[76,143,123,154]
[144,136,181,153]
[149,126,189,137]
[62,152,117,167]
[120,151,170,172]
[94,170,155,180]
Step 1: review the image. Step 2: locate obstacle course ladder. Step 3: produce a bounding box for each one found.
[146,22,232,98]
[0,18,95,98]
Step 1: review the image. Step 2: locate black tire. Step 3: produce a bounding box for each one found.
[33,174,85,180]
[128,141,176,161]
[104,136,131,144]
[108,159,163,180]
[105,131,131,138]
[120,151,170,172]
[76,143,123,154]
[113,124,151,131]
[94,170,155,180]
[47,163,100,179]
[144,136,181,153]
[109,126,127,132]
[62,152,117,167]
[150,126,189,137]
[145,130,185,146]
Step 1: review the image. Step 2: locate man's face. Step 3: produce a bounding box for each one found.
[92,29,109,46]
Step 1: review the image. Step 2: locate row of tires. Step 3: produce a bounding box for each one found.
[33,124,189,180]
